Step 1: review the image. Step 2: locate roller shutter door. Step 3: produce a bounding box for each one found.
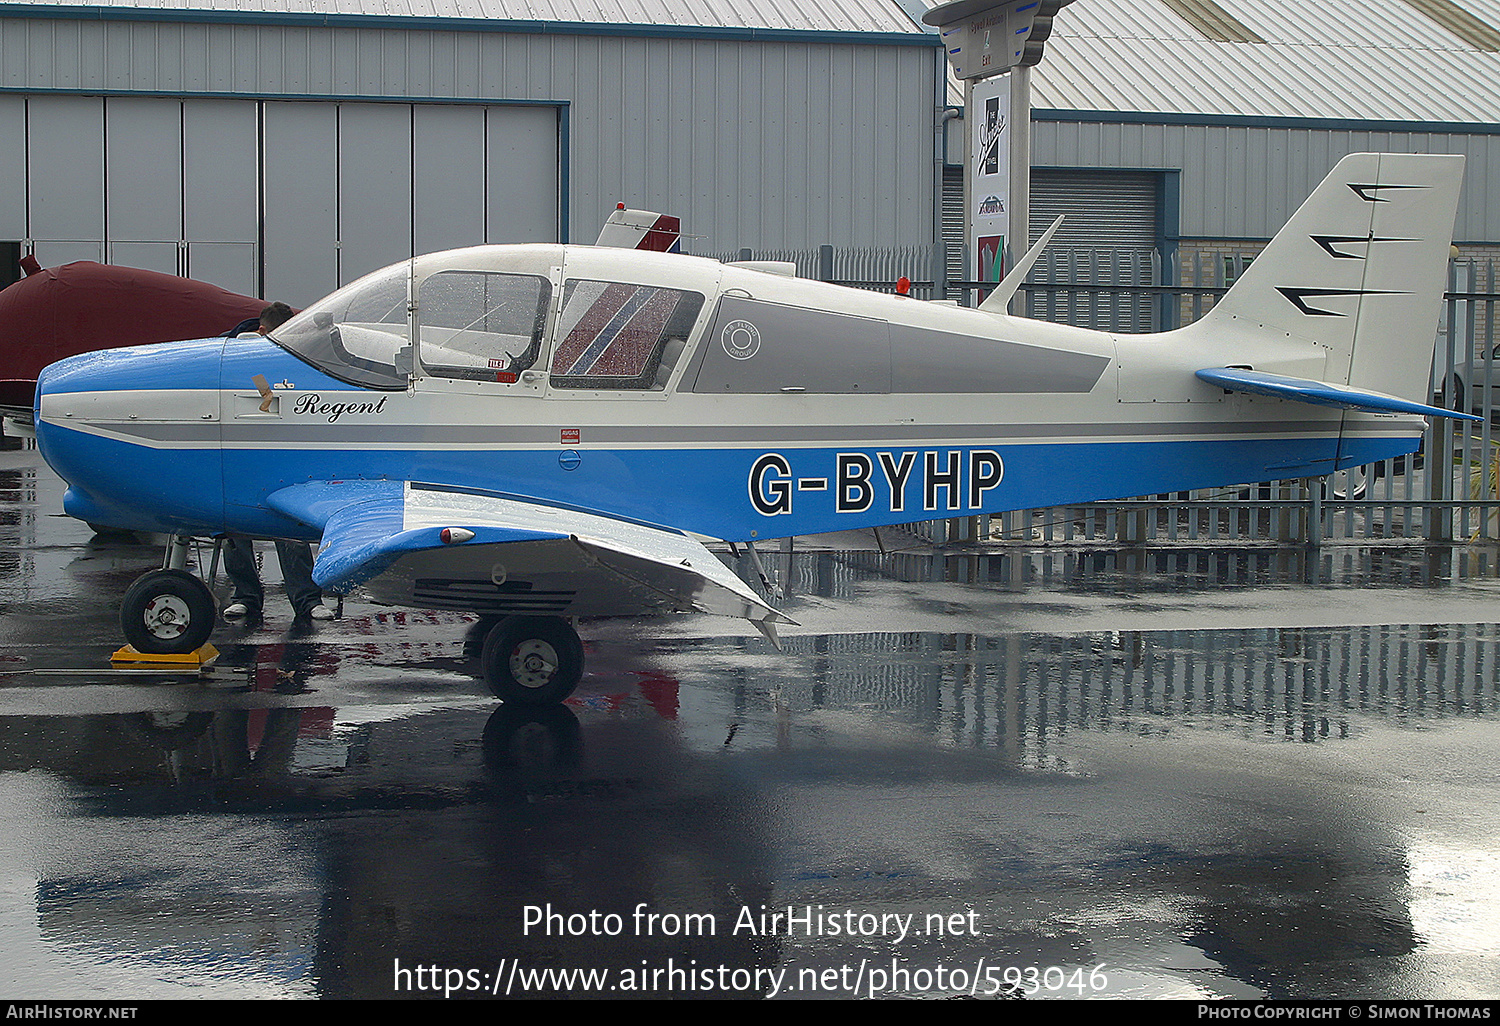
[1028,170,1159,331]
[941,165,965,285]
[1029,169,1157,250]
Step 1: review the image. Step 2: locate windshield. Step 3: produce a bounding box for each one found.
[269,263,413,390]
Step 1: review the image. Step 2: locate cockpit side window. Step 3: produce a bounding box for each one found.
[417,271,551,382]
[549,280,705,390]
[268,263,412,390]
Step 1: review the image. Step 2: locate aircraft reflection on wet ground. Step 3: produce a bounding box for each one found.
[6,448,1500,999]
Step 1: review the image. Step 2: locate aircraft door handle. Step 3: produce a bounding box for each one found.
[233,392,281,417]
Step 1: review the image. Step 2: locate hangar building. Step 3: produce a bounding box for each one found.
[0,0,945,306]
[5,0,1499,311]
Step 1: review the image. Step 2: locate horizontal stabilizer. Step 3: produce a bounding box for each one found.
[1195,367,1481,422]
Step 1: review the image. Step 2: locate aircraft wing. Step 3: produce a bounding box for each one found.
[266,480,793,632]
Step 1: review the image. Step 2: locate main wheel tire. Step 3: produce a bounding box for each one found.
[480,615,583,705]
[1439,374,1465,413]
[120,568,216,654]
[1324,465,1369,501]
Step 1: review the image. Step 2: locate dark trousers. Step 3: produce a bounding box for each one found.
[224,537,322,617]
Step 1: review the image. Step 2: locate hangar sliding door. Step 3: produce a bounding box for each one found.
[183,99,260,297]
[28,95,104,268]
[264,101,559,306]
[263,102,340,306]
[106,97,182,277]
[11,96,559,307]
[338,103,414,285]
[486,105,559,246]
[0,96,25,250]
[17,96,261,294]
[414,105,487,256]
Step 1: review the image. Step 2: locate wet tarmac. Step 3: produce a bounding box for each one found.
[3,444,1500,1000]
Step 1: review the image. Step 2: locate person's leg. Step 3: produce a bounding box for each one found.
[223,537,264,617]
[275,540,324,618]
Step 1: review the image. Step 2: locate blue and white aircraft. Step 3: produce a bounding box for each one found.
[33,153,1476,703]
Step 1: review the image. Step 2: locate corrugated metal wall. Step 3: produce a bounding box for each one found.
[0,91,561,304]
[0,17,939,254]
[1034,119,1500,242]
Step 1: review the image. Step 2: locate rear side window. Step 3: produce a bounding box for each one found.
[550,280,704,390]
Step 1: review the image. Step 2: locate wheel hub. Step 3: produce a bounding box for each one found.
[142,595,191,640]
[509,639,559,689]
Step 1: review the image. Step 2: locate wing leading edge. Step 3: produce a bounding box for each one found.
[267,481,793,638]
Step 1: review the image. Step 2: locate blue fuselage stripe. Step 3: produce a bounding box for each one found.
[37,424,1414,541]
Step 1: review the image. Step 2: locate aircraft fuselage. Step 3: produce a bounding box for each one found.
[35,244,1419,545]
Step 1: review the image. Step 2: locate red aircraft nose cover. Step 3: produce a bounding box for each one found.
[0,261,266,409]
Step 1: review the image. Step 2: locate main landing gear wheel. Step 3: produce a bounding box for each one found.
[1324,465,1370,501]
[120,568,216,654]
[480,615,584,705]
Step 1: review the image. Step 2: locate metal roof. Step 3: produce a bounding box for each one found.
[5,0,1500,123]
[0,0,931,37]
[1021,0,1500,123]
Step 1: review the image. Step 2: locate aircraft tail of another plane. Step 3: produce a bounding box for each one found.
[596,205,683,252]
[1190,152,1465,407]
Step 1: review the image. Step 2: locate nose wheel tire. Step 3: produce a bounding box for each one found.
[120,568,217,654]
[480,615,584,705]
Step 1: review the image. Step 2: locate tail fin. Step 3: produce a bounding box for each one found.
[1196,152,1464,405]
[595,205,683,253]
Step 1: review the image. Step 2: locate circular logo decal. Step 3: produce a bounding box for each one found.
[722,320,761,361]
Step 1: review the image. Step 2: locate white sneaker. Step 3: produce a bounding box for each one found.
[308,604,334,620]
[222,602,250,621]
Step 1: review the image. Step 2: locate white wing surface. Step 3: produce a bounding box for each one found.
[267,480,792,629]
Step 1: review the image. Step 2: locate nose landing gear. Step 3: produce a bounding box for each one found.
[118,535,218,656]
[121,568,217,654]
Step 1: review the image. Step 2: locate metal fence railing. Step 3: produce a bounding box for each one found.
[692,242,1500,549]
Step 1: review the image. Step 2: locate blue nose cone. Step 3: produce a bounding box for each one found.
[36,339,227,534]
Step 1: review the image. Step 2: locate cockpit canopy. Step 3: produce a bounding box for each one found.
[269,245,706,392]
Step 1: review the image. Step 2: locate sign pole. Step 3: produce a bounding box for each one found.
[963,76,973,305]
[923,0,1075,309]
[1008,64,1030,314]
